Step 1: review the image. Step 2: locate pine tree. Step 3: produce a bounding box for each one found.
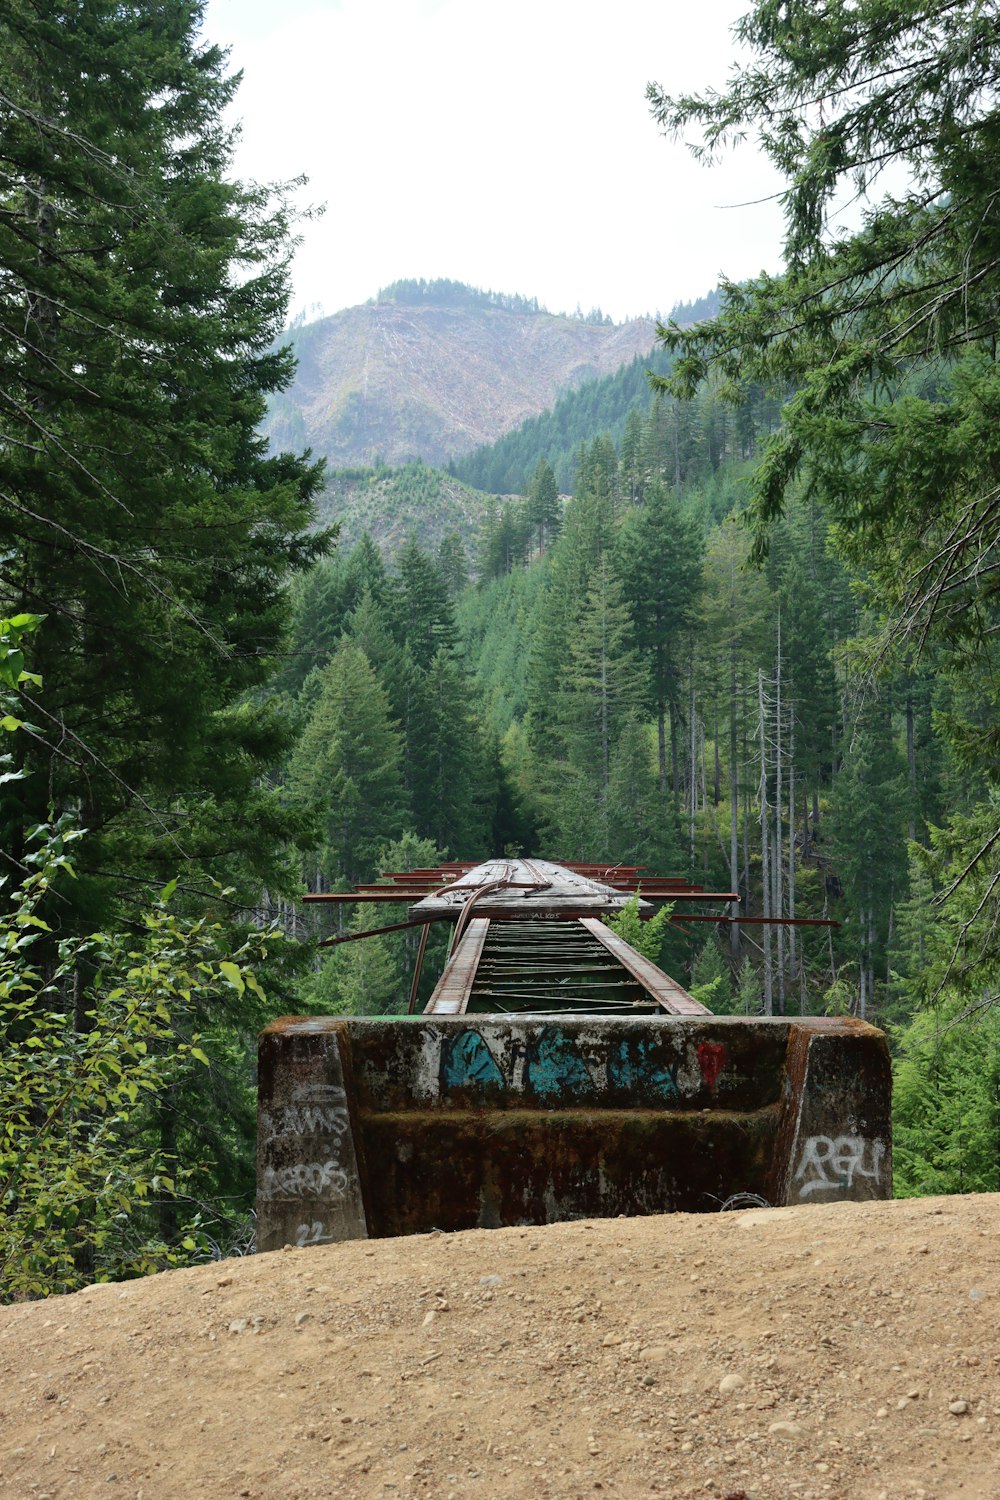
[0,0,326,921]
[558,557,646,795]
[616,481,705,797]
[287,643,405,886]
[697,520,770,950]
[576,435,620,521]
[605,715,683,871]
[619,410,646,504]
[828,703,908,1018]
[390,540,458,660]
[650,0,1000,966]
[525,458,561,555]
[302,915,403,1016]
[417,649,491,856]
[436,532,470,597]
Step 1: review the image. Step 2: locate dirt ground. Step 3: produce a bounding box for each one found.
[0,1193,998,1500]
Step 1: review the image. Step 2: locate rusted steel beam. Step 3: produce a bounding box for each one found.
[629,890,740,902]
[317,916,441,948]
[303,886,737,909]
[610,883,706,890]
[407,919,432,1014]
[670,914,839,927]
[611,876,710,888]
[579,917,710,1016]
[424,919,491,1015]
[302,892,423,903]
[560,864,644,876]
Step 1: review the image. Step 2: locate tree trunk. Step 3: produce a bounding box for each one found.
[713,700,721,805]
[774,625,785,1014]
[789,721,799,1012]
[670,697,680,807]
[655,630,668,795]
[729,647,740,958]
[758,670,773,1016]
[741,676,751,901]
[689,656,697,861]
[906,690,916,842]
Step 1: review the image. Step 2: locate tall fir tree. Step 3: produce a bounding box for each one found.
[554,556,646,841]
[0,0,327,922]
[828,702,908,1018]
[287,642,405,887]
[525,457,561,555]
[615,481,704,798]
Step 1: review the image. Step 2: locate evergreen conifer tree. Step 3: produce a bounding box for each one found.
[287,643,405,885]
[559,557,646,795]
[525,458,561,554]
[616,482,704,796]
[606,715,683,870]
[0,0,326,920]
[828,704,908,1017]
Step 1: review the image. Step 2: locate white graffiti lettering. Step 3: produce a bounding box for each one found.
[794,1134,885,1197]
[259,1160,350,1201]
[263,1104,349,1143]
[295,1220,333,1247]
[294,1083,347,1105]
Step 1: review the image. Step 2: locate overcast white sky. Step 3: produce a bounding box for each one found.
[200,0,787,324]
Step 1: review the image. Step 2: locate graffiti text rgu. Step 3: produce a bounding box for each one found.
[794,1134,885,1197]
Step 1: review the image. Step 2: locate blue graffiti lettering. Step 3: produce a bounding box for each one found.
[607,1039,680,1098]
[440,1030,504,1091]
[526,1028,595,1100]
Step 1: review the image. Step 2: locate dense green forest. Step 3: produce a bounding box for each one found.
[3,0,1000,1297]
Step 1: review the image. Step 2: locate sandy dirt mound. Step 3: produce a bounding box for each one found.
[1,1194,998,1500]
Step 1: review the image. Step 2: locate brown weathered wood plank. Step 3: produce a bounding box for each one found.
[578,917,709,1015]
[424,919,491,1015]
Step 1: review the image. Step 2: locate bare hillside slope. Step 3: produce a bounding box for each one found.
[263,298,657,469]
[1,1195,997,1500]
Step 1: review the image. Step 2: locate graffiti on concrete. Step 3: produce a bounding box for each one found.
[295,1220,332,1247]
[438,1026,723,1100]
[261,1085,350,1144]
[259,1159,350,1201]
[697,1041,727,1088]
[259,1082,353,1204]
[607,1036,680,1097]
[794,1134,885,1197]
[441,1029,504,1090]
[526,1028,595,1100]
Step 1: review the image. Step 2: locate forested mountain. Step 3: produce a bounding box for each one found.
[261,280,658,469]
[278,312,998,1204]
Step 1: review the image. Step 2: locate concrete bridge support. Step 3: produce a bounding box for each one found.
[256,1014,891,1251]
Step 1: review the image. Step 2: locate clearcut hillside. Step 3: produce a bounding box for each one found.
[263,281,658,470]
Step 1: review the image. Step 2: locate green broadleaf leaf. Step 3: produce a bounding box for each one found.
[218,961,245,995]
